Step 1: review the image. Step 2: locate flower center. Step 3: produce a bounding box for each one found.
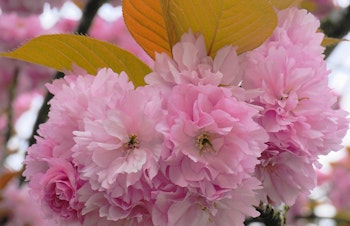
[196,132,215,155]
[125,134,140,151]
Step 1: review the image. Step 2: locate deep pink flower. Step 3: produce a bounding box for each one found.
[26,158,84,225]
[161,84,267,199]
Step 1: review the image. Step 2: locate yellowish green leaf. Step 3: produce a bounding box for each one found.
[322,36,347,47]
[269,0,302,9]
[123,0,172,59]
[0,34,151,87]
[163,0,278,56]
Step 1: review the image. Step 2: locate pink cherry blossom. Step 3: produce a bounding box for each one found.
[78,182,154,225]
[26,158,84,225]
[72,84,165,222]
[42,68,133,159]
[161,83,268,199]
[24,69,136,224]
[255,143,316,205]
[242,8,348,158]
[153,178,261,226]
[145,31,241,92]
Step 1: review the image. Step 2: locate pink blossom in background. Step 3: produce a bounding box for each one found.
[0,13,45,51]
[0,179,54,226]
[0,0,67,15]
[0,12,54,130]
[0,59,16,111]
[318,150,350,211]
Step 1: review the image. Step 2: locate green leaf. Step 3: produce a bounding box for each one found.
[163,0,278,56]
[0,34,151,87]
[123,0,172,59]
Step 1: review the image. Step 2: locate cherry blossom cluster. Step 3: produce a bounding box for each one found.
[23,7,348,226]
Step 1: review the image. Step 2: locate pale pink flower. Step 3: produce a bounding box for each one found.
[78,183,154,225]
[145,31,241,91]
[161,84,267,199]
[42,68,133,159]
[255,143,316,205]
[153,178,260,226]
[24,68,136,224]
[72,84,165,221]
[265,7,325,56]
[242,8,349,158]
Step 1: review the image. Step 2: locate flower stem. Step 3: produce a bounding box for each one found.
[244,202,288,226]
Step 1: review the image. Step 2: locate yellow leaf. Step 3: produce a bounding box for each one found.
[163,0,278,56]
[269,0,302,9]
[0,34,151,87]
[123,0,172,59]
